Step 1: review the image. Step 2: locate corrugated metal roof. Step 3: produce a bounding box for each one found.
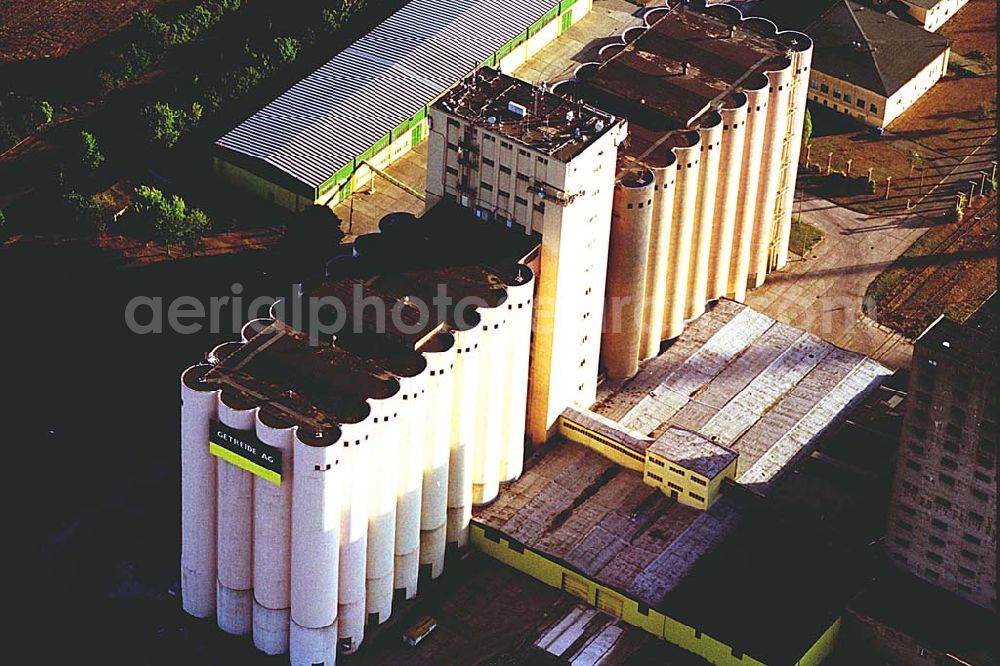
[217,0,559,190]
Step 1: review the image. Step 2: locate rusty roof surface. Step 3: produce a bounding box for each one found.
[648,427,738,480]
[474,438,741,610]
[594,299,891,494]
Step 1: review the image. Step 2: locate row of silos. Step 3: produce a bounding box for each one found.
[181,223,535,664]
[596,7,813,378]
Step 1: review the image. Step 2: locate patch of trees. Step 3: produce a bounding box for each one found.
[0,94,54,152]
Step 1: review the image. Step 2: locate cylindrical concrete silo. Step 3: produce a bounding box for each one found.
[708,95,748,302]
[640,160,677,360]
[365,398,398,628]
[603,169,654,378]
[749,56,792,288]
[394,367,428,600]
[685,113,723,321]
[181,365,220,619]
[290,428,341,666]
[216,388,257,636]
[421,341,456,579]
[338,422,370,654]
[662,131,702,340]
[500,267,534,483]
[728,77,770,302]
[472,302,506,506]
[448,322,482,548]
[252,407,295,655]
[773,33,814,270]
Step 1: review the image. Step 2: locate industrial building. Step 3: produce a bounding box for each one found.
[181,205,541,664]
[884,300,997,611]
[896,0,970,31]
[181,3,862,664]
[427,3,814,439]
[213,0,593,211]
[804,1,951,127]
[474,299,891,665]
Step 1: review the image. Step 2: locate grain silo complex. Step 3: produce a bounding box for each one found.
[184,2,841,664]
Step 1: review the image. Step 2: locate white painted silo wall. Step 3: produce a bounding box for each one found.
[640,163,676,360]
[252,417,295,655]
[394,370,427,599]
[421,344,456,579]
[290,619,337,666]
[604,175,654,378]
[338,422,370,653]
[448,324,482,548]
[472,303,507,506]
[708,100,749,301]
[290,429,341,663]
[729,84,769,302]
[180,366,220,619]
[662,138,701,340]
[750,61,792,287]
[216,393,257,635]
[500,274,534,483]
[774,39,814,270]
[365,397,399,627]
[685,117,723,321]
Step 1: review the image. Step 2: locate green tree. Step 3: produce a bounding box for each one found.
[274,36,301,65]
[802,108,813,147]
[76,130,105,172]
[141,101,184,148]
[0,208,6,231]
[132,185,210,246]
[35,100,54,126]
[0,120,19,152]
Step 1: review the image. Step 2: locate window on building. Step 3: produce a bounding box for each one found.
[533,201,545,213]
[833,89,842,99]
[970,487,988,501]
[870,103,878,113]
[809,80,819,90]
[929,534,945,547]
[967,511,984,528]
[960,549,979,561]
[481,182,493,192]
[483,527,501,543]
[930,518,948,531]
[820,83,829,93]
[939,473,955,487]
[690,475,707,486]
[482,156,495,167]
[844,93,853,103]
[516,172,529,182]
[926,551,943,564]
[958,566,975,578]
[935,496,952,510]
[857,98,866,108]
[941,457,958,470]
[689,492,705,502]
[896,519,913,532]
[507,539,525,554]
[515,196,528,206]
[447,118,460,128]
[499,165,511,175]
[924,568,940,580]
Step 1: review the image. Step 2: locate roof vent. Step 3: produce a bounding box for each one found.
[508,101,528,117]
[566,110,575,122]
[487,116,498,125]
[595,120,605,132]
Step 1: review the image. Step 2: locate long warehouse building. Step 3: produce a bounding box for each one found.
[214,0,593,211]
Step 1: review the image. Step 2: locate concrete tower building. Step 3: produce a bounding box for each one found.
[885,305,998,611]
[426,71,626,444]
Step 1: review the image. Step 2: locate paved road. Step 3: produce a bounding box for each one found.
[745,195,927,369]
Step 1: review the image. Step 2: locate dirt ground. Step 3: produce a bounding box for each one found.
[865,195,997,337]
[801,0,997,215]
[0,0,189,62]
[938,0,997,60]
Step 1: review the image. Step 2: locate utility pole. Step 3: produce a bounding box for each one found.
[981,171,989,194]
[846,158,853,177]
[968,180,977,201]
[885,176,892,200]
[826,152,833,175]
